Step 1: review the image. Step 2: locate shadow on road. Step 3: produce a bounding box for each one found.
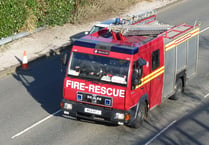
[136,100,209,145]
[200,35,209,50]
[12,47,70,114]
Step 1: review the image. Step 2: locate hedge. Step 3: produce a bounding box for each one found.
[0,0,75,38]
[0,0,139,39]
[0,0,27,38]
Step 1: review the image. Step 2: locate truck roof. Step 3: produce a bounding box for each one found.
[73,24,168,54]
[74,24,167,55]
[74,22,199,55]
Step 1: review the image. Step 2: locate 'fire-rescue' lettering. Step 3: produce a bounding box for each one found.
[66,80,125,97]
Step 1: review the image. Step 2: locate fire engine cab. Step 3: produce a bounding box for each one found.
[61,14,200,128]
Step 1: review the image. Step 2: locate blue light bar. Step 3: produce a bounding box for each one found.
[74,40,96,48]
[111,45,138,54]
[74,39,138,55]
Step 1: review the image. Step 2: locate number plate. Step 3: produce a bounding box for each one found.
[84,108,102,115]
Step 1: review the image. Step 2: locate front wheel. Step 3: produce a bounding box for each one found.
[129,101,148,128]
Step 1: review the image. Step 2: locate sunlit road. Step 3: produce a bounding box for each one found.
[0,0,209,145]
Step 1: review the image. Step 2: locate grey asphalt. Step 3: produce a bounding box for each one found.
[1,0,209,145]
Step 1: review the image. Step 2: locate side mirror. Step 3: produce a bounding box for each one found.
[138,58,146,66]
[61,52,68,66]
[132,69,141,86]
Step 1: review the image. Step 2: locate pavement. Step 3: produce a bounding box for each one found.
[0,0,177,78]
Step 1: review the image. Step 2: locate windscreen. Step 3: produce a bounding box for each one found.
[67,52,130,85]
[89,26,104,34]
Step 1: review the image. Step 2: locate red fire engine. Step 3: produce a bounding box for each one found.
[60,14,200,128]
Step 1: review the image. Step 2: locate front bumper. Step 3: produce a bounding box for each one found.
[61,99,129,125]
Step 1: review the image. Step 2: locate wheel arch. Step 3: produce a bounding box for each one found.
[176,69,186,91]
[128,93,149,126]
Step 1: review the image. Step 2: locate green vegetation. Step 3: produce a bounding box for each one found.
[0,1,27,38]
[0,0,75,38]
[0,0,139,38]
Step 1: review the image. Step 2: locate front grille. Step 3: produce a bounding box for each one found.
[76,92,112,107]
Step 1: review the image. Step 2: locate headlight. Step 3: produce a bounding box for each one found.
[115,113,125,120]
[64,103,72,110]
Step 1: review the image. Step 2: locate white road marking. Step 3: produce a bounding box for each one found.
[11,109,61,139]
[145,120,176,145]
[204,93,209,98]
[200,26,209,33]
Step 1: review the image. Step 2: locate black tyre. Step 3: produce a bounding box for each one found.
[170,78,183,100]
[129,101,148,128]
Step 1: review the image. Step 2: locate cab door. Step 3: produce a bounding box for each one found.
[127,50,150,110]
[149,43,164,108]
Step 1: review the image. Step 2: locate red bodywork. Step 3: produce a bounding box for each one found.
[63,45,132,110]
[63,77,127,110]
[61,13,166,125]
[61,16,200,125]
[63,33,164,111]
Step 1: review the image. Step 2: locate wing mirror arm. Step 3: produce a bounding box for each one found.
[61,52,68,66]
[138,58,146,66]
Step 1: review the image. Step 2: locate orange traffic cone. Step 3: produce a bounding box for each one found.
[22,50,28,69]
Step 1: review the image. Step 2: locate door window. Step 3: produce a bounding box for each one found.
[152,49,160,70]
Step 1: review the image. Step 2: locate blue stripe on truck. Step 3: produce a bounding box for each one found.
[74,39,138,54]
